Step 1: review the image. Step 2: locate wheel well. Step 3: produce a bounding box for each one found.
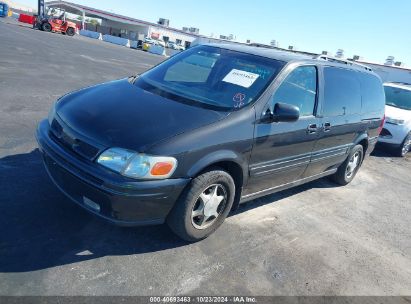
[358,138,368,154]
[198,161,244,211]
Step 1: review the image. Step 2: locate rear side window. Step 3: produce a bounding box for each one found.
[272,66,317,116]
[323,67,361,116]
[359,73,385,113]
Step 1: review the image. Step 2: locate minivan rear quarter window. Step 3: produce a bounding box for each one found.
[359,73,385,114]
[323,67,361,116]
[134,45,285,110]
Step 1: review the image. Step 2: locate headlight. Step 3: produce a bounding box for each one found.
[97,148,177,179]
[386,117,405,125]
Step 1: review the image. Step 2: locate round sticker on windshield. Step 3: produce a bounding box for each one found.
[233,93,246,108]
[233,92,245,106]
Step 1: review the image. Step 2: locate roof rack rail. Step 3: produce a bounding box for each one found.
[314,55,373,72]
[388,81,411,86]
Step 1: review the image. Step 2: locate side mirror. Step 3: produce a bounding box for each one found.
[262,102,300,123]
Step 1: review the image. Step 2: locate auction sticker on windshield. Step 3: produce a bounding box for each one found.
[222,69,260,88]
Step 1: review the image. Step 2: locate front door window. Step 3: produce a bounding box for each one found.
[272,66,317,116]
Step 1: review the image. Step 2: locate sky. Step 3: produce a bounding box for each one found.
[15,0,411,64]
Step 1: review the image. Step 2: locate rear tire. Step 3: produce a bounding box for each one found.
[331,145,364,186]
[167,168,235,242]
[66,27,75,36]
[397,132,411,157]
[42,23,52,32]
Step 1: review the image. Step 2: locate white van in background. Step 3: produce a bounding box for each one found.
[379,82,411,156]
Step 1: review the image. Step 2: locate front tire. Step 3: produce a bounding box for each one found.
[42,23,52,32]
[331,145,364,185]
[66,27,75,36]
[397,132,411,157]
[167,168,235,242]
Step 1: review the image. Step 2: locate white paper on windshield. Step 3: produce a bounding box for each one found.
[222,69,259,88]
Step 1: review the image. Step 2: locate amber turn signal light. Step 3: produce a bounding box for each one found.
[150,162,174,176]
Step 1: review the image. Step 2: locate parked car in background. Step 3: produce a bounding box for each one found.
[36,44,385,241]
[145,37,165,47]
[143,37,166,51]
[156,39,166,48]
[166,41,177,49]
[142,37,156,51]
[175,44,185,51]
[144,37,156,44]
[142,42,151,51]
[167,42,184,51]
[378,82,411,157]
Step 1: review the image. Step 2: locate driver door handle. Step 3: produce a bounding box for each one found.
[307,124,318,134]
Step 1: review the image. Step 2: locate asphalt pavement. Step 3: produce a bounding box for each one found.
[0,19,410,296]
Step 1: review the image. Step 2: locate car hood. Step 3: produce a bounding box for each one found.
[385,104,411,121]
[56,78,229,151]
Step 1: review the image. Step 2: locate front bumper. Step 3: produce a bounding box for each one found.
[378,122,409,145]
[376,141,401,151]
[36,119,190,226]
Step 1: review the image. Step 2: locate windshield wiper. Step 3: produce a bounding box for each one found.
[144,78,225,107]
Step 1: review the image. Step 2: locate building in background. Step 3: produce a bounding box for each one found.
[157,18,169,27]
[335,49,345,58]
[39,1,201,48]
[353,57,411,83]
[270,40,279,47]
[4,0,411,83]
[182,27,199,35]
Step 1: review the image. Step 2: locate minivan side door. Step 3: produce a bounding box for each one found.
[303,66,363,177]
[243,65,321,198]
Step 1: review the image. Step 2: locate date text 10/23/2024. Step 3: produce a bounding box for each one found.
[149,297,257,303]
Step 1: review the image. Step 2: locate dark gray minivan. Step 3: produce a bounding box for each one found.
[37,44,385,241]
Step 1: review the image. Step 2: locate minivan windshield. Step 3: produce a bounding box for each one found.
[384,85,411,110]
[134,45,285,110]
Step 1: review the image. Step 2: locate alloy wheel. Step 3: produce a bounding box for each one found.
[191,184,227,230]
[401,135,411,157]
[346,151,361,179]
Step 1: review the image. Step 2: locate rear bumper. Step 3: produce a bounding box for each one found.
[36,119,190,226]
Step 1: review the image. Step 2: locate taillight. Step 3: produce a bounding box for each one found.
[377,114,386,135]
